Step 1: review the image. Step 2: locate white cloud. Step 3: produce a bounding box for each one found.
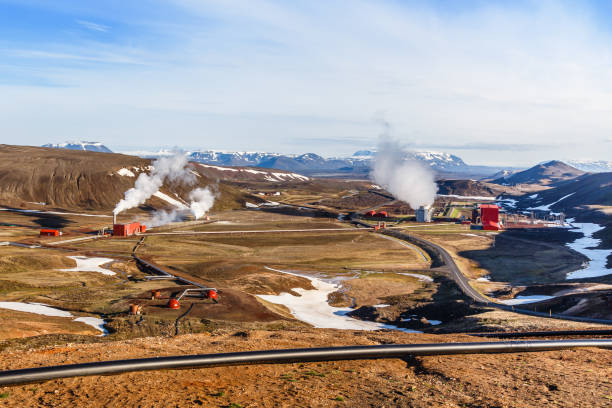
[2,1,612,165]
[76,19,109,32]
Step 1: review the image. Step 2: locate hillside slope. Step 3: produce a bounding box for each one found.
[493,160,585,185]
[515,173,612,215]
[0,145,254,213]
[436,179,503,197]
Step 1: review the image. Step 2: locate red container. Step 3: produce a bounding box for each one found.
[168,299,180,309]
[207,290,218,303]
[40,229,60,237]
[113,222,141,236]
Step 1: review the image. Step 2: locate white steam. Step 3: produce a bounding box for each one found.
[145,188,216,227]
[189,187,216,219]
[146,209,182,228]
[114,154,196,215]
[371,139,437,209]
[114,153,217,227]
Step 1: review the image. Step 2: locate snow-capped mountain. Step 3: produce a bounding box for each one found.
[566,160,612,173]
[126,148,482,176]
[42,142,113,153]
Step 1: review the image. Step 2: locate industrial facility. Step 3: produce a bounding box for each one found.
[113,222,146,237]
[416,206,433,223]
[471,204,501,230]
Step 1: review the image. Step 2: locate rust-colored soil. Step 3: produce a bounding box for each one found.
[0,330,610,407]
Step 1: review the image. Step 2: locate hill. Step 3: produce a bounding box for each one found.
[492,160,585,186]
[515,172,612,217]
[436,179,503,198]
[42,141,113,153]
[0,145,255,213]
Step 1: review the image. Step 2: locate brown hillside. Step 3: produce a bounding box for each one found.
[0,145,254,212]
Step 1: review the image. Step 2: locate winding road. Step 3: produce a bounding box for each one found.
[382,229,612,326]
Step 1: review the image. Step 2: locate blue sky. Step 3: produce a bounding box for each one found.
[1,0,611,165]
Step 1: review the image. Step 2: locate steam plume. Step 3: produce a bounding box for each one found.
[113,154,195,215]
[371,138,437,209]
[146,209,181,228]
[189,187,216,219]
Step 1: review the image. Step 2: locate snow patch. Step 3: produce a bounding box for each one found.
[397,272,434,282]
[153,191,189,210]
[0,302,107,335]
[60,256,116,276]
[116,168,135,177]
[500,295,554,305]
[258,267,420,332]
[566,223,612,279]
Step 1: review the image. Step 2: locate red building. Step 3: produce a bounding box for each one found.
[40,229,60,237]
[113,222,146,236]
[480,204,500,230]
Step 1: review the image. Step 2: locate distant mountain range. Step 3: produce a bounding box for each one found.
[566,160,612,173]
[42,142,113,153]
[127,149,498,177]
[44,142,611,180]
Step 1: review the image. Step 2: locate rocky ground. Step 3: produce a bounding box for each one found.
[0,329,611,407]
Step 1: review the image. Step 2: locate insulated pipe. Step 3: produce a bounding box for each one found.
[471,329,612,338]
[1,339,611,386]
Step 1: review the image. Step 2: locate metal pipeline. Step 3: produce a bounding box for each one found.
[1,339,611,386]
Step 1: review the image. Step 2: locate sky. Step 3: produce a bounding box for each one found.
[1,0,612,166]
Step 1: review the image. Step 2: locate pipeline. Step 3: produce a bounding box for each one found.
[470,329,612,338]
[1,339,611,386]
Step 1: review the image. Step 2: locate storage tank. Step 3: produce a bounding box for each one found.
[416,206,433,222]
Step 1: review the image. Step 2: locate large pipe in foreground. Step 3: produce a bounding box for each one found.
[1,339,611,386]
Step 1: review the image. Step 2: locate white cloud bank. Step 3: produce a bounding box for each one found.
[2,1,612,165]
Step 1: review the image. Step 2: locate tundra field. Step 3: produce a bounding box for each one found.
[1,171,611,406]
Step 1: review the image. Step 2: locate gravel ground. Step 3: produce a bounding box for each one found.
[0,329,610,407]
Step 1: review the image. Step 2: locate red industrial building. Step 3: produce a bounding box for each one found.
[480,204,500,230]
[40,229,61,237]
[113,222,146,237]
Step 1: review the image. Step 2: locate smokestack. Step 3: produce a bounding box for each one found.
[113,213,117,225]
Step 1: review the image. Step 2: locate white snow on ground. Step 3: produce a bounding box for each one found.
[0,302,73,317]
[0,302,107,335]
[476,275,491,282]
[428,320,442,325]
[245,202,259,208]
[258,267,420,332]
[198,163,239,172]
[373,304,390,308]
[437,194,496,200]
[565,223,612,279]
[397,272,434,282]
[153,191,189,210]
[500,295,554,305]
[73,317,108,335]
[0,208,111,218]
[244,169,268,175]
[116,168,135,177]
[529,194,539,199]
[496,197,518,208]
[60,256,116,276]
[528,193,575,214]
